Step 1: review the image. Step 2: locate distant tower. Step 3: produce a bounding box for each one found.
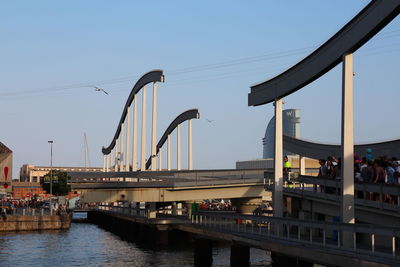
[263,109,300,158]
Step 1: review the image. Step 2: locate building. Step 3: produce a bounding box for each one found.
[20,164,102,183]
[0,142,13,195]
[263,109,300,158]
[12,182,47,199]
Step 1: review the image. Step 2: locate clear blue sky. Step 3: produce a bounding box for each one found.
[1,1,399,178]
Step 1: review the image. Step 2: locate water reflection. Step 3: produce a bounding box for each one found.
[0,219,270,266]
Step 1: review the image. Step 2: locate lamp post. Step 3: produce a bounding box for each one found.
[48,141,53,196]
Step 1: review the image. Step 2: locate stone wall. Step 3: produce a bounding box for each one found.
[0,214,71,231]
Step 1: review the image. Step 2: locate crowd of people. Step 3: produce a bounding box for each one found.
[0,198,71,215]
[317,149,400,185]
[199,200,235,211]
[316,149,400,203]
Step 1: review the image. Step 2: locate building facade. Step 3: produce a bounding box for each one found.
[20,165,102,183]
[0,142,13,195]
[263,109,301,158]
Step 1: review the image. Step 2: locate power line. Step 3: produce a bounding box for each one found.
[1,29,399,98]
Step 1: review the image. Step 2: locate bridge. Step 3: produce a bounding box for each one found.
[70,1,400,266]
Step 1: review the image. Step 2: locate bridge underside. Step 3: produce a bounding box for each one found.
[79,183,271,203]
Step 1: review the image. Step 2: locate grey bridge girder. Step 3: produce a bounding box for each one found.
[145,109,200,170]
[283,134,400,159]
[102,70,164,155]
[248,0,400,106]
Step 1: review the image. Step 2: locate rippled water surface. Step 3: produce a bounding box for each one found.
[0,215,270,267]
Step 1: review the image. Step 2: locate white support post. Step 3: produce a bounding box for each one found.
[125,106,131,171]
[341,53,355,246]
[106,154,110,172]
[151,82,157,171]
[158,147,162,171]
[140,86,147,171]
[104,154,110,172]
[103,155,106,172]
[177,124,181,170]
[273,98,283,218]
[167,135,171,171]
[132,95,138,171]
[120,123,124,171]
[299,156,306,176]
[188,119,193,170]
[115,140,119,172]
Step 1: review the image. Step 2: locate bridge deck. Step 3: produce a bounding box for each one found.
[93,206,400,267]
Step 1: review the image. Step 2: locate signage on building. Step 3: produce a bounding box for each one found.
[43,175,58,184]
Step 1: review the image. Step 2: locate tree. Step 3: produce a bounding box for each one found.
[42,170,71,196]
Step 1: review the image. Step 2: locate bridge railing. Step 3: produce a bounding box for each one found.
[70,171,267,189]
[265,175,400,212]
[97,204,148,217]
[192,211,400,261]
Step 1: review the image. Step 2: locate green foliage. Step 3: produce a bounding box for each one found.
[42,170,71,196]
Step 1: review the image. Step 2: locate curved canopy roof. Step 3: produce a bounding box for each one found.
[102,70,164,155]
[145,109,200,169]
[248,0,400,106]
[283,135,400,159]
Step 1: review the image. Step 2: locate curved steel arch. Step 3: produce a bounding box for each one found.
[102,70,164,155]
[248,0,400,106]
[283,135,400,160]
[145,109,200,170]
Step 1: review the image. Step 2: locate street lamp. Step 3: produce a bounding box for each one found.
[48,141,53,196]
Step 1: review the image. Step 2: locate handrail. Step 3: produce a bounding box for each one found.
[192,212,400,262]
[102,70,164,155]
[194,211,400,236]
[145,109,200,169]
[248,1,400,106]
[295,175,400,195]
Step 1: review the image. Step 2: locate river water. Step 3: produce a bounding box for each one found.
[0,214,271,267]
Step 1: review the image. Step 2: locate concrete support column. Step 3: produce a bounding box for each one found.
[105,154,109,172]
[194,239,213,267]
[158,147,162,171]
[231,198,262,215]
[115,140,119,172]
[140,86,147,171]
[103,155,106,172]
[271,253,313,267]
[151,82,157,171]
[230,245,249,267]
[125,106,131,171]
[147,202,156,219]
[119,123,125,171]
[172,201,177,216]
[188,119,193,170]
[132,95,138,171]
[299,156,306,176]
[273,98,283,218]
[167,135,171,170]
[341,53,355,246]
[177,124,181,170]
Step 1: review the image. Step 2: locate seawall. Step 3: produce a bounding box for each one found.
[0,214,72,231]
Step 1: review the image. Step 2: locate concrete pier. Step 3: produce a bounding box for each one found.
[194,239,213,267]
[230,245,249,267]
[271,252,313,267]
[0,214,71,231]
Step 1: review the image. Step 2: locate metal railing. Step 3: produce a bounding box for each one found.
[2,208,58,216]
[96,204,189,219]
[97,205,148,217]
[192,212,400,261]
[283,176,400,212]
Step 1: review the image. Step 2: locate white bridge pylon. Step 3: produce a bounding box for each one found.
[101,70,200,172]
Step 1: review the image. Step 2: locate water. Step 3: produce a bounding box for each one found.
[0,214,270,267]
